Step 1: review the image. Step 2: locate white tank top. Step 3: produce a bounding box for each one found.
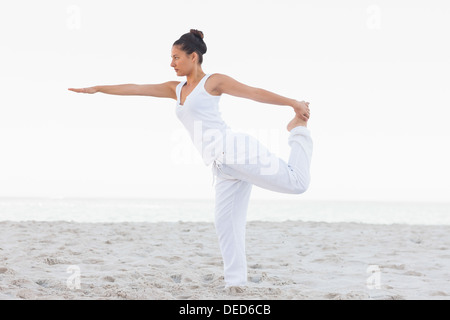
[175,74,229,166]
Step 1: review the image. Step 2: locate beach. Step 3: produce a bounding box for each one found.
[1,220,449,300]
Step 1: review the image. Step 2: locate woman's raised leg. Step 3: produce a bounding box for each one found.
[216,120,313,194]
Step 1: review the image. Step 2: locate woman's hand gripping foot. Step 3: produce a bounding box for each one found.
[287,100,310,131]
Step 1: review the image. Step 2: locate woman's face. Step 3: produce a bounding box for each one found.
[170,45,196,76]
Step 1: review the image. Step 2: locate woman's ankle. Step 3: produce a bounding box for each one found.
[287,116,307,132]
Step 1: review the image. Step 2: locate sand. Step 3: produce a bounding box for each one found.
[0,220,449,300]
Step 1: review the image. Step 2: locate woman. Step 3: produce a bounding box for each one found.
[69,29,313,288]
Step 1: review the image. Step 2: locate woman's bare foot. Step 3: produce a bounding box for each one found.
[287,115,307,132]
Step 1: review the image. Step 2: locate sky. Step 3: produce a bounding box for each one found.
[0,0,449,202]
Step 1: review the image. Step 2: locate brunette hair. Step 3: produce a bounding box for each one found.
[173,29,207,64]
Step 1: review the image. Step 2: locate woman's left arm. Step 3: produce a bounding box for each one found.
[215,74,309,120]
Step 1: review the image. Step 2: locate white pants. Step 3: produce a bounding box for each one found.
[211,126,313,286]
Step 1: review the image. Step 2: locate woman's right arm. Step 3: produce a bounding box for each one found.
[68,81,180,99]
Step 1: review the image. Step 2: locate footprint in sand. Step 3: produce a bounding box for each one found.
[226,286,245,295]
[248,272,267,284]
[403,270,424,276]
[103,276,115,283]
[35,279,50,288]
[44,257,68,265]
[325,292,346,300]
[430,291,449,297]
[382,264,405,270]
[155,256,182,263]
[81,258,104,264]
[202,274,214,283]
[16,289,36,299]
[170,274,182,283]
[249,275,262,283]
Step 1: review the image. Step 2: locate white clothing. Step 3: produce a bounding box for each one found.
[212,126,313,286]
[175,74,229,166]
[175,73,313,287]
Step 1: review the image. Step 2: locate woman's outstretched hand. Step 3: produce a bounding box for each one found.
[68,87,98,94]
[292,100,311,121]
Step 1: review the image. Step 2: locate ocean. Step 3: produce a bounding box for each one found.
[0,198,449,226]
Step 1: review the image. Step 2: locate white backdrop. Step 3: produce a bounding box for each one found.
[1,0,449,202]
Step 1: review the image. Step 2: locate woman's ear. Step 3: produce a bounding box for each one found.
[191,51,198,63]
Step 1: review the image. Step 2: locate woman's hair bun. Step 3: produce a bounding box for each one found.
[190,29,204,40]
[173,29,207,63]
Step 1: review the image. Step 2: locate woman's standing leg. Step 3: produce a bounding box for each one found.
[213,170,253,287]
